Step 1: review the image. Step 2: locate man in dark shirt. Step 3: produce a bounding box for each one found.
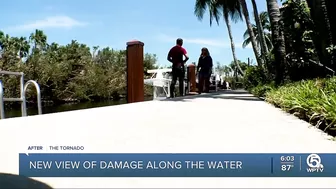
[167,38,189,98]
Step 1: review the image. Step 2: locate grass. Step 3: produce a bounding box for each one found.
[249,77,336,136]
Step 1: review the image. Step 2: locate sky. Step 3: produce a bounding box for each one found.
[1,0,274,67]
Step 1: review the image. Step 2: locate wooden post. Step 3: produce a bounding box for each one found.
[187,64,196,92]
[126,40,144,103]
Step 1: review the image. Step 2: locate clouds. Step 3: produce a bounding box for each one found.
[156,34,251,49]
[6,16,87,31]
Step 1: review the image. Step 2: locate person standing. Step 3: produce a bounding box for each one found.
[167,38,189,98]
[197,47,213,94]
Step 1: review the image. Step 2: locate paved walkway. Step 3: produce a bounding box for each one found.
[1,90,336,188]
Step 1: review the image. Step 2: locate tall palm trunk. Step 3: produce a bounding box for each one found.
[251,0,269,55]
[306,0,335,73]
[325,0,336,72]
[266,0,286,85]
[321,0,334,70]
[239,0,263,67]
[224,11,244,76]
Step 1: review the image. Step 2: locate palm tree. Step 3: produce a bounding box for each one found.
[229,60,248,76]
[92,46,99,58]
[251,0,269,56]
[0,33,11,52]
[306,0,335,72]
[15,37,30,59]
[29,29,47,79]
[239,0,263,66]
[266,0,286,85]
[0,34,15,56]
[242,11,273,51]
[0,31,4,50]
[29,29,47,52]
[223,65,231,77]
[194,0,244,76]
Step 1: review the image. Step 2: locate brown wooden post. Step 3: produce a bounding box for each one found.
[187,64,196,92]
[126,40,144,103]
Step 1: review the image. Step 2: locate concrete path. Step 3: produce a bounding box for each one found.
[1,90,336,188]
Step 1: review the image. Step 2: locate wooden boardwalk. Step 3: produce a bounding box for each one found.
[1,90,336,188]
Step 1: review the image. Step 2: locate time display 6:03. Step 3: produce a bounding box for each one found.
[280,156,295,161]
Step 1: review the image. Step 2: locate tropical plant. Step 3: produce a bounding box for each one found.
[306,0,336,72]
[242,11,273,52]
[266,0,287,85]
[229,60,248,76]
[0,29,158,108]
[223,65,232,77]
[251,0,269,56]
[238,0,263,66]
[194,0,245,75]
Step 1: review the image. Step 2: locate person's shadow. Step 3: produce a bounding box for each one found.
[0,173,53,189]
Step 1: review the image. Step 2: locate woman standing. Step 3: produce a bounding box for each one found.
[197,47,213,93]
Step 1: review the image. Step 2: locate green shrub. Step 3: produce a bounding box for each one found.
[251,85,274,97]
[243,66,268,89]
[264,77,336,134]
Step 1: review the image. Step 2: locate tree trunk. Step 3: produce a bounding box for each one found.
[251,0,269,55]
[239,0,263,67]
[306,0,335,73]
[325,0,336,72]
[321,0,334,72]
[224,12,244,76]
[266,0,286,85]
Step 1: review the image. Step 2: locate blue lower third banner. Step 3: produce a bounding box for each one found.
[19,153,336,177]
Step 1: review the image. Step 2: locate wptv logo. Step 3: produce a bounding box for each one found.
[306,154,324,172]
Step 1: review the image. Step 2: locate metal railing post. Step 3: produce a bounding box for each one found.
[0,80,5,119]
[153,86,157,99]
[167,81,171,98]
[24,80,42,115]
[0,71,42,119]
[20,73,27,117]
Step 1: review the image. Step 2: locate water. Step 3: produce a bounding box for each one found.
[4,97,153,119]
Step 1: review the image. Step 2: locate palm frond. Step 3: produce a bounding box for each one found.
[243,29,250,39]
[259,11,270,30]
[243,24,257,39]
[242,37,251,48]
[223,0,243,23]
[194,0,243,26]
[209,0,222,26]
[194,0,208,21]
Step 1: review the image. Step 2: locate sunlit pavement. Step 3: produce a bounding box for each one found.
[1,89,336,188]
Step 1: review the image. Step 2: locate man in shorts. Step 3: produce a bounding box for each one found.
[167,38,189,98]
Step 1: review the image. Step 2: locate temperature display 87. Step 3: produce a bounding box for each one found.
[280,155,295,172]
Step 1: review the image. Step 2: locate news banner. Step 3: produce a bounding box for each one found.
[20,146,336,177]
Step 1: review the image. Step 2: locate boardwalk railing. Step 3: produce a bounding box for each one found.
[0,71,42,119]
